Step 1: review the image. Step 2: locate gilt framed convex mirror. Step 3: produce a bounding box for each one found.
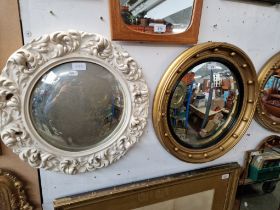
[153,42,258,163]
[109,0,203,44]
[0,31,149,174]
[255,52,280,132]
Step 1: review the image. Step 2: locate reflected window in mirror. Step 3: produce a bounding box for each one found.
[119,0,194,34]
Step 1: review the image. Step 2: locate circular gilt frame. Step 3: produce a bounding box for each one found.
[153,42,258,163]
[255,52,280,132]
[0,31,149,174]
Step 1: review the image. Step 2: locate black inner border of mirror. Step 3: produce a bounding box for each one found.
[167,58,244,149]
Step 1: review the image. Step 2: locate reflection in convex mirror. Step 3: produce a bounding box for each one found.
[30,62,124,152]
[120,0,194,34]
[153,42,258,162]
[261,70,280,119]
[256,52,280,132]
[169,61,240,148]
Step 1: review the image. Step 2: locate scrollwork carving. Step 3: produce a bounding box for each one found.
[113,50,142,81]
[0,169,33,210]
[0,31,149,174]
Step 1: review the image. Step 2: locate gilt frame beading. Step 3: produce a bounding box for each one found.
[153,42,258,163]
[53,163,240,210]
[0,168,33,210]
[255,52,280,132]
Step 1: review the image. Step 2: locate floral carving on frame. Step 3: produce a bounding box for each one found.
[0,31,149,174]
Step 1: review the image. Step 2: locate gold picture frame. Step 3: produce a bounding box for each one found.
[54,163,240,210]
[0,168,33,210]
[255,52,280,132]
[153,42,258,163]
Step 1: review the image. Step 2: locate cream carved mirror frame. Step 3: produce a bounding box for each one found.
[153,42,258,163]
[255,52,280,132]
[0,31,149,174]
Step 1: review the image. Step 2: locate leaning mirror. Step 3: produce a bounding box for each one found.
[0,31,149,174]
[255,52,280,132]
[109,0,203,44]
[153,42,258,162]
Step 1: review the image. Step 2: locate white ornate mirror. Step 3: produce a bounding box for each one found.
[0,31,149,174]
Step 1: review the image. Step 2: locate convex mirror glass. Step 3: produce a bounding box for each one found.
[153,42,258,163]
[256,52,280,132]
[0,31,149,174]
[169,61,240,149]
[30,62,124,152]
[261,73,280,118]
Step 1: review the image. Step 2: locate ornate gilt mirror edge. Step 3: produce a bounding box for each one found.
[0,30,149,174]
[255,51,280,132]
[0,168,33,210]
[153,42,258,163]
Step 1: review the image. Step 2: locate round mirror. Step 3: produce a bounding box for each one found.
[119,0,194,34]
[0,31,149,174]
[168,61,241,149]
[153,42,258,163]
[256,52,280,132]
[261,74,280,118]
[30,62,124,152]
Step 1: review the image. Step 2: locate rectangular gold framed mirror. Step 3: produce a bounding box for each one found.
[54,162,240,210]
[109,0,203,44]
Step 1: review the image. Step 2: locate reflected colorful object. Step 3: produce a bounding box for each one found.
[168,61,239,148]
[262,70,280,118]
[153,42,258,163]
[256,51,280,132]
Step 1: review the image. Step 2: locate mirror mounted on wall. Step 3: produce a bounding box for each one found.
[109,0,203,44]
[153,42,258,163]
[255,52,280,132]
[0,31,149,174]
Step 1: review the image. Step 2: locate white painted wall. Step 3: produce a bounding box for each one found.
[18,0,280,209]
